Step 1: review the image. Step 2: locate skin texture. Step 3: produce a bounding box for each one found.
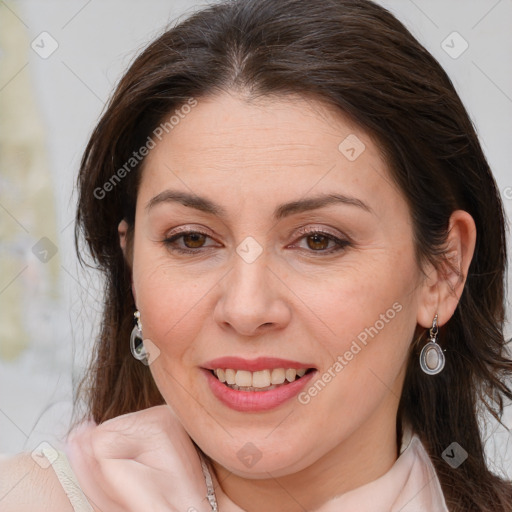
[0,454,74,512]
[118,91,476,512]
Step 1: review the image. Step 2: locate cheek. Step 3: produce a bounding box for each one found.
[131,242,215,360]
[295,246,419,388]
[310,275,418,421]
[296,245,418,342]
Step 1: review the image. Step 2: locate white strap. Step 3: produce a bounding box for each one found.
[42,446,94,512]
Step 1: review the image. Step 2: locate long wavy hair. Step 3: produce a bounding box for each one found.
[74,0,512,509]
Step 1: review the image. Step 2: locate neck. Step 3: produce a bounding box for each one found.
[210,398,400,512]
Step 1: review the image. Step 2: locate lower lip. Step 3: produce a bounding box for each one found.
[201,368,317,412]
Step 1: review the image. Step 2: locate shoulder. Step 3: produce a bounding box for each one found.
[0,452,90,512]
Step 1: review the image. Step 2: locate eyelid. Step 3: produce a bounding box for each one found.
[164,224,348,242]
[162,225,221,255]
[291,224,348,240]
[287,225,351,253]
[163,224,351,255]
[164,224,215,238]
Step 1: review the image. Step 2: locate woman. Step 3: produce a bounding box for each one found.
[1,0,511,510]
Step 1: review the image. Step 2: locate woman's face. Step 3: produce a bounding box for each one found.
[127,91,429,477]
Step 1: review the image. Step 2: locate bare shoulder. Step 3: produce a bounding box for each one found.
[0,453,74,512]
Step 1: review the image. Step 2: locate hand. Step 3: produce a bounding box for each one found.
[66,405,213,512]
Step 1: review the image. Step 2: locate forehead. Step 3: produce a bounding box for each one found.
[137,91,402,219]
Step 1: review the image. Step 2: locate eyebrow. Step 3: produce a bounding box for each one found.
[146,189,373,220]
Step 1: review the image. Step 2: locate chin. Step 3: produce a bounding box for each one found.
[201,433,320,478]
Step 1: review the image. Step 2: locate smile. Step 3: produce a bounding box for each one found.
[202,366,318,412]
[211,367,313,391]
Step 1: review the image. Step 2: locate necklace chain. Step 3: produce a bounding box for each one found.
[199,452,219,511]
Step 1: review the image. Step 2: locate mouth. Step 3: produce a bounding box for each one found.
[209,367,316,392]
[203,366,318,412]
[201,356,318,411]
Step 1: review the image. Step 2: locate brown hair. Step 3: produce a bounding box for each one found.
[74,0,512,509]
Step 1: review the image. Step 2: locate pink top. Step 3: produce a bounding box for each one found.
[61,405,448,512]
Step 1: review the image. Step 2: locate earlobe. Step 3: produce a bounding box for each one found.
[417,210,476,328]
[416,262,440,328]
[118,219,129,253]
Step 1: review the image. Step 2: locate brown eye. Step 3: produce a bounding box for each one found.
[292,228,351,255]
[306,233,330,251]
[163,230,218,254]
[182,232,207,248]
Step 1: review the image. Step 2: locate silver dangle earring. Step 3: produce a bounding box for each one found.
[419,313,445,375]
[130,310,147,362]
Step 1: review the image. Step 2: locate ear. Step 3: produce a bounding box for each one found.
[118,219,137,303]
[417,210,476,328]
[118,219,129,254]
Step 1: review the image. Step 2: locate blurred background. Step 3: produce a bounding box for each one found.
[0,0,511,478]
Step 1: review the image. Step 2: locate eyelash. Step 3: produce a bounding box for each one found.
[162,227,350,256]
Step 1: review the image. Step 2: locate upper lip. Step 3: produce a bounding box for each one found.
[202,356,316,372]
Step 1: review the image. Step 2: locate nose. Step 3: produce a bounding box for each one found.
[213,253,292,337]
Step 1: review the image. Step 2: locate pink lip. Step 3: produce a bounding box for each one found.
[202,356,316,372]
[201,367,318,412]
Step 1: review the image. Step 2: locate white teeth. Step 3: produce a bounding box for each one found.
[285,369,297,382]
[252,369,271,387]
[271,368,285,384]
[213,367,310,389]
[235,370,252,387]
[225,369,236,385]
